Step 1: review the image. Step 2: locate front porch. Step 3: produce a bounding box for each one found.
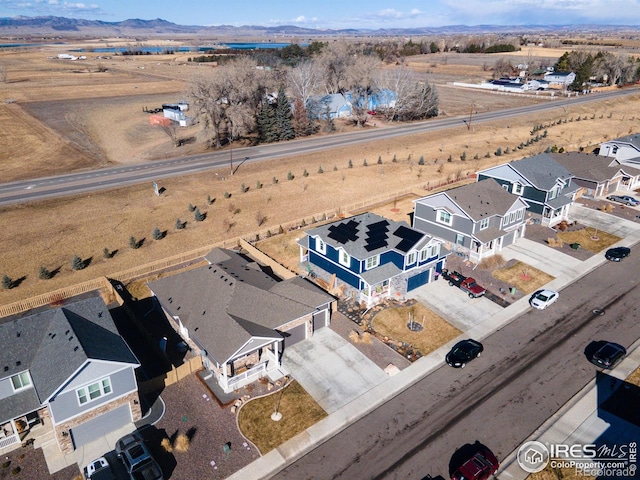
[0,409,47,453]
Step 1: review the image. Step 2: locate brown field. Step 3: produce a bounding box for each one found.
[2,42,640,306]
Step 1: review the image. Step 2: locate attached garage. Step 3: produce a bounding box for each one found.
[407,270,430,291]
[69,404,132,449]
[313,310,328,331]
[282,323,307,348]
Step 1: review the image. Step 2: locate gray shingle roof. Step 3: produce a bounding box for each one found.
[303,212,431,259]
[445,178,522,221]
[508,154,575,191]
[551,152,640,181]
[149,248,334,365]
[0,296,138,422]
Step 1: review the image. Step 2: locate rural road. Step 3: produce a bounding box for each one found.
[272,253,640,480]
[0,87,638,207]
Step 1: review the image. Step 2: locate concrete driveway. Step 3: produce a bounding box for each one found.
[282,328,388,414]
[412,279,504,331]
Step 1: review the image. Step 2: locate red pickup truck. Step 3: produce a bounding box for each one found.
[441,269,486,298]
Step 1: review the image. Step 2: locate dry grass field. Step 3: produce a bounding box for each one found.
[2,41,640,307]
[492,261,555,295]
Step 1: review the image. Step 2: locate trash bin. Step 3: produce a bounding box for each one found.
[570,242,581,250]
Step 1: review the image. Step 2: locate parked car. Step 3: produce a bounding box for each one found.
[446,339,484,368]
[116,432,164,480]
[606,195,640,206]
[529,289,559,310]
[605,246,631,262]
[451,446,499,480]
[84,457,116,480]
[590,341,627,369]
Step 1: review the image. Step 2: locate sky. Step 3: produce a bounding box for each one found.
[0,0,639,29]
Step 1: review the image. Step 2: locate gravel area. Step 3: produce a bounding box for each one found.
[0,445,80,480]
[151,374,261,480]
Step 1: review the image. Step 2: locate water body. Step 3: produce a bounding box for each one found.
[70,42,306,53]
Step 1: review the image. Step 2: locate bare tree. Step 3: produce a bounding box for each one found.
[287,60,321,105]
[315,41,354,94]
[376,67,438,122]
[160,123,180,147]
[593,51,625,86]
[345,54,380,126]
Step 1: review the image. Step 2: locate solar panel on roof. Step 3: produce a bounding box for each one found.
[328,219,359,244]
[364,220,389,251]
[394,225,424,253]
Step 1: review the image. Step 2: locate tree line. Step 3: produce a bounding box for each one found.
[187,41,438,149]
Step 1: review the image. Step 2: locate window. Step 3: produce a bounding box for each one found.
[455,234,465,246]
[516,209,524,220]
[509,211,516,223]
[339,249,350,267]
[437,210,452,225]
[420,249,429,261]
[316,238,326,254]
[406,252,417,266]
[548,187,558,200]
[366,255,379,270]
[421,244,440,261]
[11,372,31,391]
[479,218,489,230]
[512,183,524,195]
[77,377,112,405]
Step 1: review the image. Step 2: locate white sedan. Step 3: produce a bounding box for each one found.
[530,289,559,310]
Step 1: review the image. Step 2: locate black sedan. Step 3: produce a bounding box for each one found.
[605,246,631,262]
[446,339,483,368]
[590,341,627,369]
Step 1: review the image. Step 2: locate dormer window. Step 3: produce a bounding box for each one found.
[366,255,379,270]
[512,182,524,195]
[479,218,489,230]
[406,252,417,266]
[316,237,326,254]
[11,371,31,391]
[339,249,350,267]
[437,210,452,226]
[549,187,559,200]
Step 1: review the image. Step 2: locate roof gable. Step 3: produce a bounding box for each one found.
[507,154,574,190]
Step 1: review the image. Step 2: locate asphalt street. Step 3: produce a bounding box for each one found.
[272,251,640,479]
[0,87,637,207]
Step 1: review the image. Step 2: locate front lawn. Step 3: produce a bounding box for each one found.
[556,228,621,253]
[492,261,555,295]
[371,302,461,355]
[237,381,327,454]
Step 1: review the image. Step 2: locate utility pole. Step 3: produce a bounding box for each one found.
[229,136,234,175]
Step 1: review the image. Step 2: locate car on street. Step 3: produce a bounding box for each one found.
[451,445,499,480]
[606,195,640,206]
[590,341,627,369]
[84,457,116,480]
[529,289,559,310]
[116,432,164,480]
[605,246,631,262]
[446,339,484,368]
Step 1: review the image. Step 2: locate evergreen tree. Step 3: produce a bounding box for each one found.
[2,275,14,289]
[38,266,52,280]
[71,255,85,270]
[194,208,205,222]
[152,227,163,240]
[275,85,295,141]
[257,101,278,143]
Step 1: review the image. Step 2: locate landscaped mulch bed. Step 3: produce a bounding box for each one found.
[0,444,80,480]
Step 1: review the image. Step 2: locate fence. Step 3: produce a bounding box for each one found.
[0,174,470,318]
[138,356,203,395]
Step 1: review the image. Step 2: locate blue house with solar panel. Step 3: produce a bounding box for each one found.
[297,212,448,307]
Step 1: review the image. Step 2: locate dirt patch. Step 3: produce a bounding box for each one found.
[492,261,555,295]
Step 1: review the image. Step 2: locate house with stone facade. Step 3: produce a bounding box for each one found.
[149,248,335,394]
[298,212,448,307]
[0,296,141,454]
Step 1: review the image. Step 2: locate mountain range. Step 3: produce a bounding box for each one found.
[0,15,637,38]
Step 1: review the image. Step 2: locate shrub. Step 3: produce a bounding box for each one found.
[207,194,215,204]
[495,147,503,156]
[485,152,491,158]
[287,171,294,180]
[175,218,185,230]
[188,203,196,212]
[392,154,397,163]
[377,155,382,164]
[256,211,266,226]
[71,255,85,270]
[2,275,14,290]
[473,153,479,160]
[318,166,324,174]
[348,159,353,168]
[363,159,368,166]
[256,180,263,189]
[38,266,52,280]
[152,227,163,240]
[460,151,467,161]
[224,191,231,198]
[272,176,278,184]
[175,434,190,452]
[333,165,338,171]
[161,438,173,453]
[103,247,111,259]
[241,183,249,193]
[194,208,205,222]
[418,156,425,165]
[303,169,309,177]
[447,155,452,162]
[129,236,140,249]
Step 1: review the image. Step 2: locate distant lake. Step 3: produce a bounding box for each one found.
[72,42,306,53]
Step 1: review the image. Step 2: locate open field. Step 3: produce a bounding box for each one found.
[2,43,640,306]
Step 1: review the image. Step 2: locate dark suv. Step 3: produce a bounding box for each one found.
[115,432,163,480]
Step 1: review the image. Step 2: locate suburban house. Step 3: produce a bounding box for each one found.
[412,178,529,263]
[307,93,352,119]
[551,151,640,197]
[148,248,335,394]
[543,71,576,88]
[297,212,448,307]
[599,133,640,168]
[477,154,579,227]
[0,296,141,454]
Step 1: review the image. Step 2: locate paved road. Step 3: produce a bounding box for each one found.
[272,253,640,479]
[0,87,637,207]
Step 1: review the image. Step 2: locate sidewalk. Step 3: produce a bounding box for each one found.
[228,203,640,480]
